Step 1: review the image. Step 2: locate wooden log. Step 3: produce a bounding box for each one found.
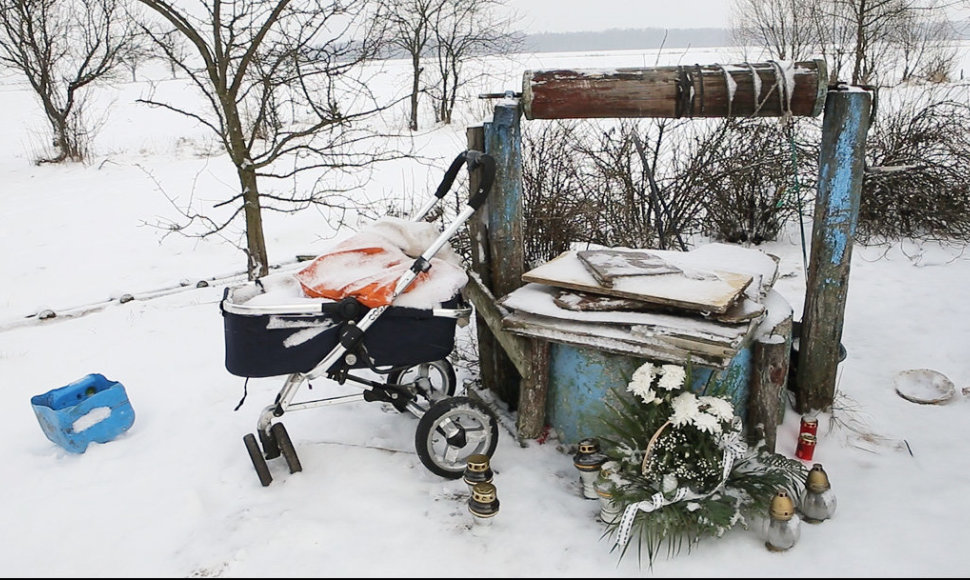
[522,59,828,120]
[517,339,549,440]
[797,87,872,414]
[747,312,793,453]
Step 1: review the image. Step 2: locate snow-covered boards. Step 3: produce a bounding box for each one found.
[522,249,752,314]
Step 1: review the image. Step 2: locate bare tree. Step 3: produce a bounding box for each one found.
[116,27,157,83]
[891,3,958,82]
[0,0,136,163]
[134,0,399,280]
[429,0,519,125]
[731,0,820,61]
[735,0,960,85]
[385,0,445,131]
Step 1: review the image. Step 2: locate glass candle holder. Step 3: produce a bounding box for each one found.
[766,490,800,552]
[800,463,837,523]
[573,437,607,500]
[463,453,494,494]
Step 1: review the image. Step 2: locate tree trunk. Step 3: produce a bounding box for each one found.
[239,166,269,280]
[852,0,867,84]
[409,56,421,131]
[224,102,269,279]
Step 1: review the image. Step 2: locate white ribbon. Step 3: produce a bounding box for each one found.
[612,420,748,548]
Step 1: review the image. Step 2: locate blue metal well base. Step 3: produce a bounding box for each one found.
[545,344,751,446]
[31,373,135,454]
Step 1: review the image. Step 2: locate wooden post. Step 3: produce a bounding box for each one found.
[747,304,793,453]
[796,87,872,413]
[479,102,527,409]
[466,125,507,403]
[522,60,828,120]
[466,102,551,440]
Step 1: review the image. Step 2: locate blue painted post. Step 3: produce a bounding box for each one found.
[483,102,525,300]
[796,87,873,413]
[482,101,544,430]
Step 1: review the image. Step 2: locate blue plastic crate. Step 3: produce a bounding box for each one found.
[30,374,135,454]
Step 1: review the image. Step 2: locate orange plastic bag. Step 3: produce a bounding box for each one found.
[295,217,468,309]
[295,240,431,308]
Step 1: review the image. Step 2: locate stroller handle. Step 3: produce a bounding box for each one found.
[433,150,495,212]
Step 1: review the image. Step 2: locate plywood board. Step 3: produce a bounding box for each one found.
[522,250,752,314]
[576,249,681,287]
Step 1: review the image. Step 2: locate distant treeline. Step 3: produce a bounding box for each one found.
[517,20,970,53]
[521,28,732,52]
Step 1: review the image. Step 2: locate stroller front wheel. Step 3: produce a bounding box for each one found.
[387,359,457,414]
[414,396,499,479]
[270,422,303,474]
[243,433,273,487]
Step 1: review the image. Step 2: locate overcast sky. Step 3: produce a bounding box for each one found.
[502,0,734,34]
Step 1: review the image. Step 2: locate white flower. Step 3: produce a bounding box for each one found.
[631,363,659,387]
[669,391,700,426]
[699,395,734,421]
[627,381,657,404]
[657,365,686,391]
[693,412,723,435]
[628,363,661,404]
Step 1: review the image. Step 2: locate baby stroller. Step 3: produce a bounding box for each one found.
[220,150,499,487]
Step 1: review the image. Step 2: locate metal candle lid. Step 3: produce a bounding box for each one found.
[574,438,607,472]
[472,482,497,503]
[465,454,491,473]
[577,438,600,455]
[770,490,796,521]
[806,463,831,493]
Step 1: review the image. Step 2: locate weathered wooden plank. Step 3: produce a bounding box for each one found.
[461,272,531,377]
[797,88,872,414]
[502,311,733,369]
[501,283,751,343]
[552,289,765,324]
[523,60,828,120]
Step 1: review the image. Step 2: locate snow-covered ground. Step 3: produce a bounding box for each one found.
[2,46,970,577]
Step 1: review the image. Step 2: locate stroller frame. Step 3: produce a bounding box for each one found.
[221,150,499,487]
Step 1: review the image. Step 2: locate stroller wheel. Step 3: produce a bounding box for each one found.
[414,396,499,479]
[270,422,303,474]
[387,359,457,411]
[259,427,280,460]
[243,433,273,487]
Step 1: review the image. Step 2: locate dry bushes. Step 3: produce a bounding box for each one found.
[859,88,970,243]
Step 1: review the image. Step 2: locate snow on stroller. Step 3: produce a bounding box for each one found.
[220,150,499,487]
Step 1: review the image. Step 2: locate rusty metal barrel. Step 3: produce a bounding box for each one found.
[522,59,828,120]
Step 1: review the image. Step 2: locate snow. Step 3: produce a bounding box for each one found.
[3,45,970,578]
[72,407,112,432]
